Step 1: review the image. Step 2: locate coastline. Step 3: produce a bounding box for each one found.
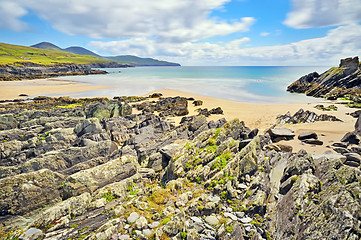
[0,79,355,154]
[147,89,355,154]
[0,78,112,101]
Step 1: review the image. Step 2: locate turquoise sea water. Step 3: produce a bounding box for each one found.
[55,66,329,103]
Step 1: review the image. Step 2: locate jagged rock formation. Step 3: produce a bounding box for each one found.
[0,62,108,81]
[276,108,342,125]
[287,57,361,100]
[0,97,360,240]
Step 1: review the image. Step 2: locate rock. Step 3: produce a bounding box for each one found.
[193,100,203,106]
[190,216,203,224]
[148,221,160,229]
[162,206,175,217]
[302,139,323,145]
[61,155,138,199]
[149,93,162,98]
[142,229,152,236]
[298,132,318,140]
[287,57,361,99]
[175,191,193,208]
[239,216,253,223]
[0,169,64,215]
[135,216,148,229]
[239,139,252,149]
[0,114,18,130]
[276,109,342,125]
[205,216,219,226]
[74,118,102,137]
[118,235,130,240]
[230,222,246,240]
[343,153,361,167]
[332,142,347,148]
[163,212,187,236]
[267,128,295,141]
[224,212,237,221]
[341,132,360,145]
[20,227,44,240]
[276,144,293,152]
[209,107,223,115]
[127,212,140,224]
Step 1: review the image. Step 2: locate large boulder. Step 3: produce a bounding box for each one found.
[0,169,65,215]
[61,155,138,199]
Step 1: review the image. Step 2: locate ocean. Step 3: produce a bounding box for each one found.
[55,66,329,103]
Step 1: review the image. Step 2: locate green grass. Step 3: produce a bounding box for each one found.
[0,42,108,65]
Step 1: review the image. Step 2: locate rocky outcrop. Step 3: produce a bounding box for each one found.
[0,62,107,81]
[287,57,361,100]
[276,108,342,125]
[0,96,360,240]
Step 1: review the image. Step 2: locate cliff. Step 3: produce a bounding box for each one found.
[287,56,361,100]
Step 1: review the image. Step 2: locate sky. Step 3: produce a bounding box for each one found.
[0,0,361,66]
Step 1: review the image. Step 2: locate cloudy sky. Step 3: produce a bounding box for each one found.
[1,0,360,66]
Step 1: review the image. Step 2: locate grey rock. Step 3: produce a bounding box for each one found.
[142,229,153,236]
[205,216,219,226]
[268,128,295,141]
[239,216,253,223]
[190,216,203,224]
[20,227,44,240]
[298,131,318,140]
[148,221,160,229]
[127,212,140,224]
[224,212,237,221]
[135,216,148,229]
[343,153,361,167]
[303,139,323,145]
[118,235,130,240]
[74,118,102,137]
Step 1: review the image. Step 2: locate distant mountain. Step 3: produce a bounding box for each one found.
[64,47,102,58]
[31,42,181,66]
[30,42,63,52]
[106,55,181,67]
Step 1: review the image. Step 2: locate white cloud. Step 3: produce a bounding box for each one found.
[284,0,361,28]
[260,32,270,37]
[0,1,28,31]
[0,0,254,43]
[90,24,361,65]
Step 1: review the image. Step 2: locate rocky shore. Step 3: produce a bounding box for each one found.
[0,62,129,81]
[287,56,361,102]
[0,94,360,240]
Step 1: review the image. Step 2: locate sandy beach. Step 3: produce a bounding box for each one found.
[0,79,356,154]
[148,89,356,154]
[0,78,112,101]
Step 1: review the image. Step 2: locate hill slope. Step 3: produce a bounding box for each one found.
[0,42,108,65]
[106,55,180,66]
[32,42,181,66]
[64,46,102,58]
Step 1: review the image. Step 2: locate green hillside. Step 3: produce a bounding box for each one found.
[0,42,109,65]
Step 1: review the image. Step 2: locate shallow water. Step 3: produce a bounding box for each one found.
[54,66,329,103]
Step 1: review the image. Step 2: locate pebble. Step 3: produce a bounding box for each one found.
[191,216,203,224]
[224,212,237,221]
[205,216,219,226]
[118,235,130,240]
[235,211,245,218]
[148,221,160,229]
[142,229,153,236]
[225,207,233,212]
[210,196,221,202]
[127,212,139,224]
[240,216,253,223]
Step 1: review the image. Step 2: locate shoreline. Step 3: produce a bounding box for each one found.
[0,80,356,154]
[147,89,355,154]
[0,78,112,101]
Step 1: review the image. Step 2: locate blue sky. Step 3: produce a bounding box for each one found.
[0,0,360,66]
